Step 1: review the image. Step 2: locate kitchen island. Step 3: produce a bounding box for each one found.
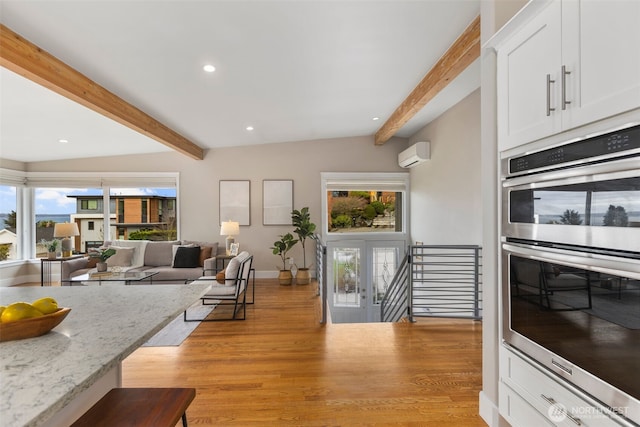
[0,283,210,427]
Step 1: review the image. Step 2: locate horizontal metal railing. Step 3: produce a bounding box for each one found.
[381,245,482,322]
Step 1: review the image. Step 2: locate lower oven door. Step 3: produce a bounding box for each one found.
[502,242,640,422]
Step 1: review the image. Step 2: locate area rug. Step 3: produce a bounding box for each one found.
[143,301,217,347]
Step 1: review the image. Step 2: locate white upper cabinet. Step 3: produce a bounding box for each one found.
[497,0,640,151]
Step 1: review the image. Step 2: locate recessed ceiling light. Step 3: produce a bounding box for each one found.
[246,126,254,131]
[372,117,380,121]
[58,139,69,143]
[203,64,216,73]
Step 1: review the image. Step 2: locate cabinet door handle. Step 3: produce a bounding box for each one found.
[562,65,572,110]
[546,74,556,116]
[540,394,582,425]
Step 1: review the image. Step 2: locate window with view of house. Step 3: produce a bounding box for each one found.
[0,171,179,261]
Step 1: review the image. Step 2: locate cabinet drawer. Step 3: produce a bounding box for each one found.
[500,382,554,427]
[500,346,624,426]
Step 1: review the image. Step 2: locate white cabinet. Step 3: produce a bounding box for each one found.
[497,0,640,150]
[499,346,627,427]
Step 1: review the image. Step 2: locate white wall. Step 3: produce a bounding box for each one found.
[408,89,482,246]
[20,135,406,278]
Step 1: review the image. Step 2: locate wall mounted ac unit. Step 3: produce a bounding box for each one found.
[398,141,430,168]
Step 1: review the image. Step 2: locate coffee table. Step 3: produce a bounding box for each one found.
[63,271,158,286]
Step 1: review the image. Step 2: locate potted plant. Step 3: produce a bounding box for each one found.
[291,207,317,285]
[42,239,60,259]
[89,247,116,272]
[270,233,297,285]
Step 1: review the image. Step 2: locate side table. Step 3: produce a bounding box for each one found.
[41,255,84,286]
[203,254,234,275]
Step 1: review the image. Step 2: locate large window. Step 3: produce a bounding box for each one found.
[327,190,402,233]
[321,172,408,237]
[0,170,179,261]
[34,187,101,257]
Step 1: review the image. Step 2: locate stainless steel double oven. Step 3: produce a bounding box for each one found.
[501,123,640,423]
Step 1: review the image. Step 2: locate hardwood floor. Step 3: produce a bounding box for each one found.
[122,279,486,426]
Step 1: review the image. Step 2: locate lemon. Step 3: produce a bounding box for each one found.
[32,297,59,315]
[1,302,44,323]
[0,306,5,317]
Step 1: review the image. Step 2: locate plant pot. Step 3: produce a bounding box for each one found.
[296,268,311,285]
[47,252,57,260]
[278,270,293,286]
[96,262,108,272]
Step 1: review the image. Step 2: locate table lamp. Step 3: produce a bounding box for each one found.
[220,220,240,255]
[54,222,80,257]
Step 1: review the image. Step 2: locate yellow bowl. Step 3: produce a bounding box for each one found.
[0,308,71,342]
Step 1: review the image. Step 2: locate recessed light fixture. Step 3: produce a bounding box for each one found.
[372,117,380,121]
[246,126,254,131]
[203,64,216,73]
[58,139,69,143]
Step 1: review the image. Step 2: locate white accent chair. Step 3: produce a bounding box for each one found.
[184,251,254,321]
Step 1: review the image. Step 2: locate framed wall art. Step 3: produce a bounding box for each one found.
[263,179,293,225]
[219,180,250,226]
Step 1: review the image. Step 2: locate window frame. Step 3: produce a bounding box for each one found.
[0,169,179,263]
[321,172,410,243]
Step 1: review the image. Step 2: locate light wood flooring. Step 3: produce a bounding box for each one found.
[122,279,485,426]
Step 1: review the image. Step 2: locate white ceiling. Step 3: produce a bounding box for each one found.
[0,0,480,163]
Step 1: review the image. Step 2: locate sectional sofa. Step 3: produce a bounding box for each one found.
[61,240,220,284]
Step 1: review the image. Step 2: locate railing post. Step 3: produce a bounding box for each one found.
[407,246,414,323]
[473,246,480,320]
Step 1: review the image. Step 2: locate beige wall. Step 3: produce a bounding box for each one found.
[24,135,406,276]
[407,89,482,246]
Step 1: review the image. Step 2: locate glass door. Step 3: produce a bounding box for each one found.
[327,240,404,323]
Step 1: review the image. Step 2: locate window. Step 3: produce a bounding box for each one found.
[327,191,402,233]
[322,172,408,237]
[0,185,18,261]
[141,199,148,223]
[81,199,98,210]
[0,170,179,262]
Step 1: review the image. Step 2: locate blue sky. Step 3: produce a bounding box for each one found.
[0,186,175,215]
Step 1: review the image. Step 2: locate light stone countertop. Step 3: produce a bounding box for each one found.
[0,283,210,427]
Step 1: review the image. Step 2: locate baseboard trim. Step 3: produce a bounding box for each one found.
[479,390,502,427]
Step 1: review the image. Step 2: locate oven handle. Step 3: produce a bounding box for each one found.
[502,242,640,280]
[502,155,639,188]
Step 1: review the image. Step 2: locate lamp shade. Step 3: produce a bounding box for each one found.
[53,222,79,238]
[220,221,240,236]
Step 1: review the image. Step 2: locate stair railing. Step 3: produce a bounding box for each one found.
[381,245,482,322]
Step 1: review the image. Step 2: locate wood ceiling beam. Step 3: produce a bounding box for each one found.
[0,24,204,160]
[374,15,480,145]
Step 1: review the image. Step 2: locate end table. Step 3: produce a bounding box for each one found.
[41,255,84,286]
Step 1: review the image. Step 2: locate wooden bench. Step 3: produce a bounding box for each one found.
[71,388,196,427]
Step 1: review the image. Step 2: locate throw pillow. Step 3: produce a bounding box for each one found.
[106,246,135,267]
[224,256,241,285]
[85,257,98,269]
[216,271,225,284]
[173,246,201,268]
[172,244,196,267]
[199,246,213,267]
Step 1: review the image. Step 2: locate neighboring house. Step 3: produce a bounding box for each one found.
[67,195,177,252]
[0,228,16,260]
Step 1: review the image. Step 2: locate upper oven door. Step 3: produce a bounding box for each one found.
[502,156,640,253]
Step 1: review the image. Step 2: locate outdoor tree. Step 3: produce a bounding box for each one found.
[559,209,583,225]
[4,210,16,228]
[603,205,628,227]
